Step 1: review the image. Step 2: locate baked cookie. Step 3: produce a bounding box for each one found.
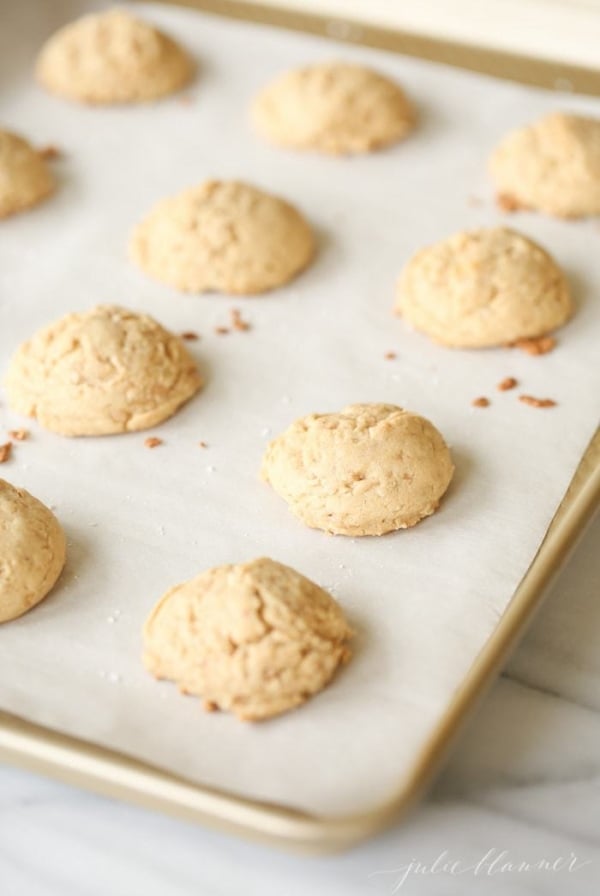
[261,403,453,536]
[4,305,202,436]
[489,112,600,218]
[36,8,193,105]
[395,228,573,348]
[0,129,54,219]
[143,557,353,721]
[0,479,66,623]
[130,180,315,294]
[251,61,414,155]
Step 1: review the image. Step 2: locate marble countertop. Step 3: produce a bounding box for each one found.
[2,510,599,895]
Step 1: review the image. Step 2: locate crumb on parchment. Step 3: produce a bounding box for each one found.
[519,395,557,408]
[497,377,518,391]
[472,397,490,408]
[144,437,164,448]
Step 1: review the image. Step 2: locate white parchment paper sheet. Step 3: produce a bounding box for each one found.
[0,1,599,818]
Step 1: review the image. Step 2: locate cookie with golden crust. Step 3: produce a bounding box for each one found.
[142,557,353,721]
[130,180,315,295]
[261,403,453,536]
[490,112,600,218]
[0,479,66,623]
[4,305,202,436]
[36,8,193,105]
[0,130,54,219]
[395,228,572,348]
[252,61,414,155]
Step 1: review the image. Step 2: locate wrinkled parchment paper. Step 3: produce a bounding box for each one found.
[0,2,599,817]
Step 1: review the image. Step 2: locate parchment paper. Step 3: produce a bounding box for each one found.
[1,1,599,818]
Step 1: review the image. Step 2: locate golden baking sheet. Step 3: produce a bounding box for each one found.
[0,0,599,853]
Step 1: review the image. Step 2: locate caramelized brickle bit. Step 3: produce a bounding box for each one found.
[0,442,12,463]
[497,192,521,212]
[214,326,230,335]
[8,429,29,440]
[38,145,61,160]
[230,308,251,332]
[144,436,163,449]
[384,351,397,360]
[519,395,557,409]
[513,335,556,356]
[497,377,518,392]
[203,699,218,713]
[198,440,208,448]
[180,331,200,341]
[472,397,490,408]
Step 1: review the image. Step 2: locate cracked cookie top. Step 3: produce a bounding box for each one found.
[489,112,600,219]
[261,403,454,536]
[0,478,66,623]
[4,305,203,436]
[36,8,194,105]
[395,227,573,348]
[142,557,353,721]
[0,129,54,219]
[130,179,315,295]
[251,61,415,155]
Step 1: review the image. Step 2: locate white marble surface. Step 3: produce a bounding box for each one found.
[2,510,599,894]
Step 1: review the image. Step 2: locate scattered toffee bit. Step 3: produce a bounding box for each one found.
[497,377,518,392]
[519,395,557,409]
[384,351,397,360]
[8,429,29,441]
[0,442,12,463]
[198,440,208,449]
[181,331,200,341]
[203,699,218,713]
[230,308,251,332]
[144,436,164,449]
[497,193,521,212]
[512,335,556,356]
[214,326,230,336]
[472,397,490,408]
[39,145,62,160]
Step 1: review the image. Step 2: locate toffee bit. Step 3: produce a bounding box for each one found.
[472,397,490,408]
[513,335,556,355]
[0,442,12,463]
[519,395,557,408]
[214,326,230,335]
[181,331,200,341]
[144,436,163,449]
[203,699,218,713]
[198,440,208,448]
[384,351,397,360]
[8,429,29,440]
[39,145,61,160]
[230,308,251,331]
[497,192,522,212]
[497,377,518,392]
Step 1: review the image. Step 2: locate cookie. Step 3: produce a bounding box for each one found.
[130,180,315,295]
[142,557,353,721]
[0,479,66,623]
[251,61,414,155]
[36,8,193,105]
[4,305,202,436]
[0,130,54,219]
[395,227,573,348]
[261,403,453,536]
[489,112,600,218]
